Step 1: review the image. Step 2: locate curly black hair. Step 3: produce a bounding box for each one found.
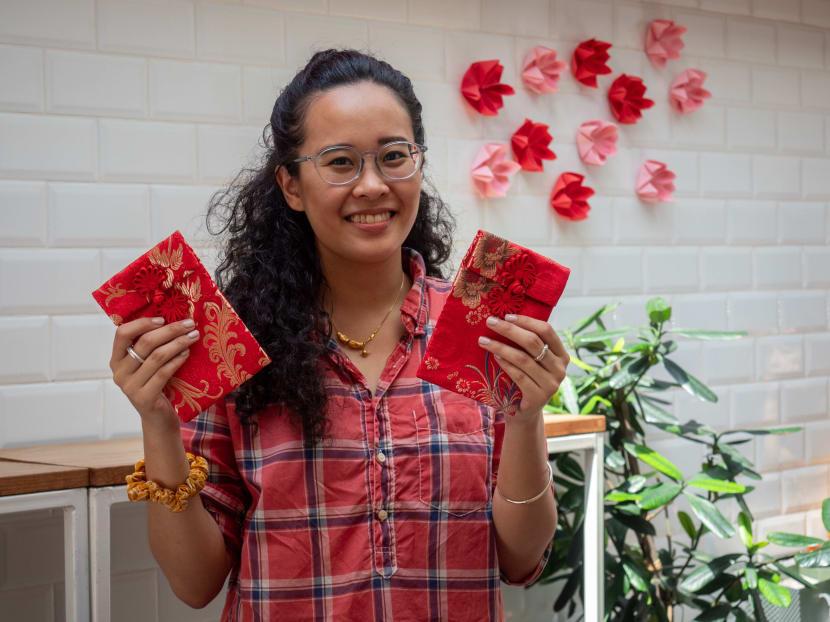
[206,49,455,444]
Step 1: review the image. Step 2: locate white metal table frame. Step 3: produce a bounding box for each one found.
[89,484,128,622]
[547,431,605,622]
[0,487,90,622]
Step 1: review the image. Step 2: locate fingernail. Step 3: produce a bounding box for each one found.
[182,318,195,328]
[152,317,165,325]
[478,336,491,345]
[486,316,499,327]
[179,349,189,357]
[187,330,199,339]
[504,314,517,322]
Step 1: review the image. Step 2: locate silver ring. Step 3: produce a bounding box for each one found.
[534,343,549,363]
[126,345,145,364]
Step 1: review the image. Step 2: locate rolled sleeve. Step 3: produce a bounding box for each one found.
[180,397,247,555]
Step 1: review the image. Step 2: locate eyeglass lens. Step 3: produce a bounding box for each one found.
[315,143,421,184]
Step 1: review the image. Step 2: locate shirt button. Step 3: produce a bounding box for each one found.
[376,451,386,464]
[377,509,388,521]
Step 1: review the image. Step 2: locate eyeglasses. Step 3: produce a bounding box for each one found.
[291,140,427,186]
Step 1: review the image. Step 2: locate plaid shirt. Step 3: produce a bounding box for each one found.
[181,249,553,621]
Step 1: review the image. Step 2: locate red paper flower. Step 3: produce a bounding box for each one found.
[460,60,515,116]
[608,74,654,124]
[510,119,556,172]
[551,172,594,221]
[571,39,613,88]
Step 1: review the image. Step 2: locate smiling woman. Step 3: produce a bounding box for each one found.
[108,49,565,621]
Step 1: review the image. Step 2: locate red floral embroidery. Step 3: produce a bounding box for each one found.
[485,284,525,317]
[501,253,536,289]
[133,265,190,323]
[608,74,654,124]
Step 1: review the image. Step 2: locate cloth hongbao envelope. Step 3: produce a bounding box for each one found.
[92,231,271,423]
[417,230,570,414]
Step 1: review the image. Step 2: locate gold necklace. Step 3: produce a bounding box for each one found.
[333,274,406,357]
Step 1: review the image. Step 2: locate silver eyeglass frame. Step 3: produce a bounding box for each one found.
[291,140,428,186]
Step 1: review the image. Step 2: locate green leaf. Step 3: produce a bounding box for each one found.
[605,448,625,469]
[823,498,830,533]
[692,605,733,621]
[744,567,758,589]
[622,559,649,593]
[647,296,671,323]
[795,544,830,568]
[556,454,585,482]
[663,358,718,403]
[623,442,684,482]
[678,511,697,539]
[605,491,643,503]
[738,512,753,548]
[679,554,742,592]
[758,578,791,608]
[625,474,648,494]
[580,395,612,415]
[638,482,682,510]
[573,327,636,348]
[611,512,657,536]
[639,399,679,425]
[773,561,815,590]
[718,442,754,469]
[666,329,746,340]
[684,492,735,539]
[724,427,803,436]
[609,356,651,389]
[767,532,825,548]
[558,376,579,414]
[568,303,619,335]
[687,478,747,494]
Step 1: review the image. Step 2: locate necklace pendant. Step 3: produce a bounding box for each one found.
[361,348,369,357]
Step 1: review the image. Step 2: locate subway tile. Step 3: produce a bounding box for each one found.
[753,155,800,199]
[806,421,830,464]
[672,11,725,58]
[727,292,778,335]
[673,198,727,244]
[674,385,730,432]
[669,294,728,331]
[99,118,197,183]
[0,381,103,447]
[701,0,750,14]
[0,584,55,618]
[197,124,264,183]
[777,24,825,68]
[150,185,217,246]
[782,465,830,513]
[0,0,94,48]
[801,69,830,109]
[582,248,643,294]
[483,194,551,246]
[726,200,777,244]
[802,0,830,28]
[0,45,43,112]
[415,80,482,139]
[778,201,826,244]
[103,378,143,435]
[444,30,516,86]
[0,181,46,246]
[330,0,406,22]
[245,0,326,12]
[242,65,295,124]
[614,4,672,52]
[701,152,752,196]
[97,0,195,58]
[806,507,828,538]
[0,316,50,383]
[407,0,480,30]
[671,105,726,148]
[802,157,830,199]
[110,570,159,622]
[756,426,805,471]
[51,314,114,380]
[551,0,614,43]
[0,112,96,180]
[100,247,144,280]
[550,196,615,247]
[752,0,800,22]
[368,24,445,82]
[697,58,751,103]
[726,18,776,64]
[780,291,828,333]
[752,66,800,107]
[150,59,241,123]
[754,247,803,289]
[0,248,100,314]
[731,382,779,428]
[48,182,150,247]
[780,377,829,423]
[196,2,285,64]
[726,107,775,150]
[778,112,824,154]
[644,248,699,292]
[639,148,699,195]
[480,0,549,37]
[614,197,674,244]
[284,14,368,70]
[46,50,146,117]
[701,248,752,290]
[804,247,830,287]
[749,472,781,518]
[805,333,830,375]
[757,335,804,381]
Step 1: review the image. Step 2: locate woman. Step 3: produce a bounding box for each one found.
[109,49,570,620]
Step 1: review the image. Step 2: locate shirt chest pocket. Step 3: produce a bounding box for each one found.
[412,393,493,517]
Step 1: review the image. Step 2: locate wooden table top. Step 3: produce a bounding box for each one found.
[0,415,605,495]
[0,459,89,497]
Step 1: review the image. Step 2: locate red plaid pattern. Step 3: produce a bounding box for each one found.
[180,249,553,621]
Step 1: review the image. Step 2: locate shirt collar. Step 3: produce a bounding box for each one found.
[400,247,429,337]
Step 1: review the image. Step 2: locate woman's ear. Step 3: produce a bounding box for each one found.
[275,165,304,213]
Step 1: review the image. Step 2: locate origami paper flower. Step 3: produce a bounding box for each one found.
[510,119,556,172]
[471,143,521,198]
[645,19,687,68]
[608,74,655,124]
[669,69,712,114]
[571,39,612,88]
[576,120,618,166]
[550,172,594,221]
[636,160,676,203]
[521,46,568,94]
[460,60,515,116]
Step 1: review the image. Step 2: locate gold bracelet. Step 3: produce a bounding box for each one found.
[126,452,208,513]
[496,462,553,505]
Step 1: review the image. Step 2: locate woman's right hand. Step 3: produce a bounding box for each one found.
[109,317,200,430]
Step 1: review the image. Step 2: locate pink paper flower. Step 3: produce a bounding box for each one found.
[460,60,515,116]
[645,19,687,68]
[576,120,619,166]
[511,119,556,172]
[669,69,712,114]
[636,160,675,203]
[521,46,568,94]
[550,172,594,220]
[471,143,521,198]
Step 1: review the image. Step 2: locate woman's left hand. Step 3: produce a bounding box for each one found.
[478,314,570,423]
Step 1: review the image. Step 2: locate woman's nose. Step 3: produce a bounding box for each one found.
[352,156,389,199]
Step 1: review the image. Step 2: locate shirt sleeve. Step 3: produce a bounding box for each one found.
[490,408,555,587]
[180,397,247,555]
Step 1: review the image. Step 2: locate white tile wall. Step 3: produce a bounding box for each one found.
[0,0,828,619]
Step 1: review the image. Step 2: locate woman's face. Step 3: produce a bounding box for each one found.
[280,81,422,270]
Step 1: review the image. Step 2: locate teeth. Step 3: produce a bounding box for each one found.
[348,212,392,224]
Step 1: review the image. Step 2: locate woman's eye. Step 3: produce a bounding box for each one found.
[326,156,354,167]
[382,150,406,162]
